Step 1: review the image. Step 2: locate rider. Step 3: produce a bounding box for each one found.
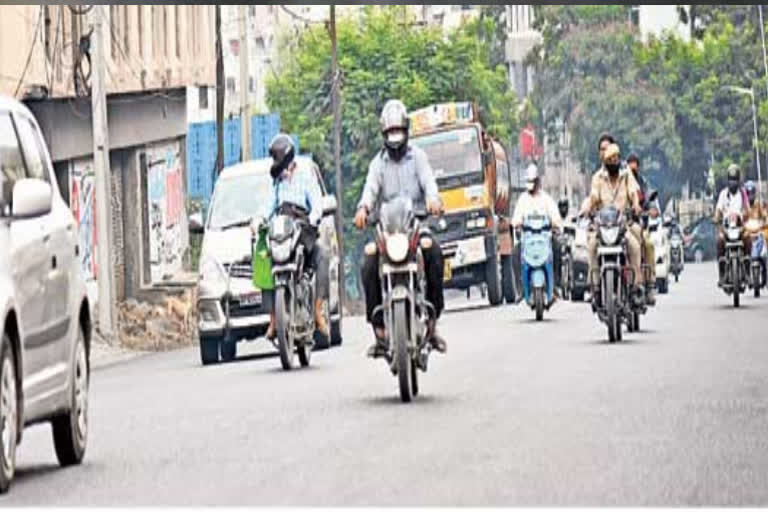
[581,142,645,307]
[511,164,564,298]
[626,152,656,306]
[261,133,330,339]
[745,180,767,221]
[354,99,446,358]
[596,133,616,173]
[714,164,751,286]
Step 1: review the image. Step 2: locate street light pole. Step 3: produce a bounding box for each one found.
[749,87,763,204]
[723,85,763,204]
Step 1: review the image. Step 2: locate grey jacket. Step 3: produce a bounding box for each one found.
[357,145,440,215]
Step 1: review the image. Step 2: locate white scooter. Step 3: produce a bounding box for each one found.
[648,215,670,294]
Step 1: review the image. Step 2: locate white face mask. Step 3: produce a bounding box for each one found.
[526,181,536,192]
[386,130,406,145]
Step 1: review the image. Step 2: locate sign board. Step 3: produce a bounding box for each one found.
[409,102,476,136]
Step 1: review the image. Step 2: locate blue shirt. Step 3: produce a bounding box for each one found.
[268,160,324,226]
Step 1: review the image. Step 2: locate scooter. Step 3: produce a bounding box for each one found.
[520,213,554,321]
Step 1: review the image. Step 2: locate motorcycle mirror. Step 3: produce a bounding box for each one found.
[647,190,659,203]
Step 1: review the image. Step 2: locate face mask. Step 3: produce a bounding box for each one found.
[526,181,536,192]
[385,130,406,147]
[606,162,621,175]
[728,182,739,194]
[384,129,408,162]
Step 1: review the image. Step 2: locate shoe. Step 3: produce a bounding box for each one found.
[646,286,656,306]
[367,327,389,359]
[265,322,276,340]
[426,319,447,354]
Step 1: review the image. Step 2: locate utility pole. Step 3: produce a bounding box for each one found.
[239,5,251,162]
[330,5,344,311]
[89,5,116,337]
[215,5,225,174]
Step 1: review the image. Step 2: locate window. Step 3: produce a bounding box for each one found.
[137,6,144,58]
[175,5,181,59]
[0,113,26,211]
[110,5,118,59]
[249,76,255,93]
[198,86,209,110]
[14,115,51,183]
[226,77,236,94]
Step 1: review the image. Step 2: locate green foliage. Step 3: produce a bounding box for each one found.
[267,6,519,259]
[530,9,681,191]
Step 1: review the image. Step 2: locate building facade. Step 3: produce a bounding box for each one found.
[1,5,217,303]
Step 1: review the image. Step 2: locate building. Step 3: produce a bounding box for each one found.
[1,4,217,303]
[504,5,541,101]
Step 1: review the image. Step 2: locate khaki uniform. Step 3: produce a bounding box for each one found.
[587,166,643,286]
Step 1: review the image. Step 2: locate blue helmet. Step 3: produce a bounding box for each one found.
[745,180,757,205]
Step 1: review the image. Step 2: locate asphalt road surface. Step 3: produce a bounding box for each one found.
[4,263,768,506]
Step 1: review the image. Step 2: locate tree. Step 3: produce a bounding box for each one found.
[529,8,681,197]
[267,6,519,292]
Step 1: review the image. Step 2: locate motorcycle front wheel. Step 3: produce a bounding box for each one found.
[275,287,296,370]
[753,265,761,298]
[534,288,544,321]
[731,258,741,308]
[393,302,413,403]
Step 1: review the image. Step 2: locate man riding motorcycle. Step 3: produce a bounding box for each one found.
[581,142,645,307]
[355,99,446,358]
[258,134,330,340]
[714,164,751,286]
[511,164,564,297]
[596,133,616,174]
[745,180,767,221]
[627,152,656,305]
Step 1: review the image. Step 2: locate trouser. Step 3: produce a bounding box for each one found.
[300,225,329,300]
[361,234,444,329]
[642,229,656,283]
[588,223,643,287]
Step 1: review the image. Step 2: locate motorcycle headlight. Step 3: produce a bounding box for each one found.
[271,239,293,263]
[599,226,620,245]
[199,258,227,297]
[727,228,741,241]
[385,233,410,263]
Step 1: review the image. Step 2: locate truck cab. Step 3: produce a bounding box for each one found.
[409,102,516,305]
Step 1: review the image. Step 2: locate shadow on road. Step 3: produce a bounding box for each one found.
[517,318,560,325]
[359,393,454,407]
[445,303,492,315]
[13,464,64,485]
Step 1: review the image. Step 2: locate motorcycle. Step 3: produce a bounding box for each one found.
[370,197,435,403]
[520,213,555,321]
[570,216,591,301]
[669,228,684,282]
[592,206,645,341]
[268,212,316,370]
[718,212,749,308]
[647,215,670,295]
[745,217,767,298]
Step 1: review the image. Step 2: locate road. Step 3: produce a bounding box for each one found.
[4,263,768,506]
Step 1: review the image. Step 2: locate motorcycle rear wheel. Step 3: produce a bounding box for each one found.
[394,302,413,403]
[275,288,295,371]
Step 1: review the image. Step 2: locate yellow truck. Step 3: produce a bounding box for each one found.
[409,102,518,305]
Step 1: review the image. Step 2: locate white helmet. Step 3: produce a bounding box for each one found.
[525,164,539,192]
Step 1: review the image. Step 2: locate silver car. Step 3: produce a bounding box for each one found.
[0,95,91,493]
[191,157,342,365]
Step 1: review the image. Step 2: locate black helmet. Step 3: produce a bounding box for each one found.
[269,133,295,179]
[626,152,640,166]
[557,197,569,218]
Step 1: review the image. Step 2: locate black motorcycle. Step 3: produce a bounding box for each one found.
[268,213,316,370]
[370,197,436,403]
[719,212,748,308]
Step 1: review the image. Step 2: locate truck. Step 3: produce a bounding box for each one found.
[409,102,519,306]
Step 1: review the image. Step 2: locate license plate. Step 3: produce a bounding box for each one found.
[443,260,452,282]
[238,292,262,307]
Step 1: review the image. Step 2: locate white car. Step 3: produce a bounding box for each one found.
[191,157,342,366]
[0,96,91,493]
[648,215,670,294]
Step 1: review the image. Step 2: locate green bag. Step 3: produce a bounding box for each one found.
[252,229,275,290]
